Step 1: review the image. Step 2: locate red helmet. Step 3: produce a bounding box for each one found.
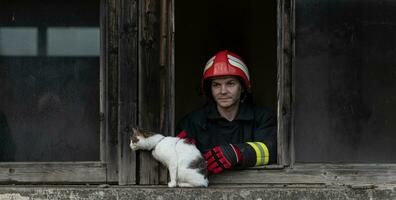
[202,50,251,93]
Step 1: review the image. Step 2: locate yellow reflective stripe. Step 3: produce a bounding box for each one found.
[257,142,269,165]
[247,142,262,166]
[247,142,270,166]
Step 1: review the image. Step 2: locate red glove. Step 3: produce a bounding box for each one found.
[204,144,242,174]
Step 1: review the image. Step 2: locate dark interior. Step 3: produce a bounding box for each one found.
[175,0,278,124]
[295,0,396,163]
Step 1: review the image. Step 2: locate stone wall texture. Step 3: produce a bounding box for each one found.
[0,185,396,200]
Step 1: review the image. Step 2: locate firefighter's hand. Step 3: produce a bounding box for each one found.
[203,144,242,174]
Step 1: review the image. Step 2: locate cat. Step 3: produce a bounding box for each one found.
[130,128,209,187]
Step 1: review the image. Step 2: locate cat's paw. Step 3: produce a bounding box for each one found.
[168,181,177,188]
[178,182,193,187]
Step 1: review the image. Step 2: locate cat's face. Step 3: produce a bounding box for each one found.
[129,128,154,150]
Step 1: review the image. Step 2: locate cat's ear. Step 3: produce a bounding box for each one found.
[132,127,137,134]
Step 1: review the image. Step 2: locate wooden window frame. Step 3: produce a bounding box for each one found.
[0,0,119,183]
[6,0,394,186]
[118,0,396,186]
[210,0,396,186]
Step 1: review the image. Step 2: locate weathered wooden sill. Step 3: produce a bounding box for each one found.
[0,162,106,183]
[210,163,396,185]
[2,163,396,186]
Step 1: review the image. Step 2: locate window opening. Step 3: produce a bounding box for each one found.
[175,0,278,163]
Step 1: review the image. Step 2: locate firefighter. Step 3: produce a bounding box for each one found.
[176,50,277,174]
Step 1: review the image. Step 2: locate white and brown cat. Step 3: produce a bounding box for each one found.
[130,128,208,187]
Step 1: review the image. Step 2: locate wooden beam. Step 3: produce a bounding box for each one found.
[105,0,121,183]
[0,162,106,183]
[277,0,295,167]
[138,0,162,185]
[118,0,139,185]
[157,0,175,185]
[102,0,119,184]
[210,164,396,185]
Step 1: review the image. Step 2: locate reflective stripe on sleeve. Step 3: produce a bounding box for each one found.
[246,142,270,166]
[257,142,269,165]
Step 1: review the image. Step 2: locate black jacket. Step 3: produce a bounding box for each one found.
[176,101,277,165]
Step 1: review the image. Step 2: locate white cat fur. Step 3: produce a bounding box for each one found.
[130,131,209,187]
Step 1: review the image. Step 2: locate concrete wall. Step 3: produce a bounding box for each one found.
[1,185,396,200]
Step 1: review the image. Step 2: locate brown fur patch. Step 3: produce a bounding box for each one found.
[188,156,208,178]
[131,135,139,143]
[140,129,155,138]
[131,128,155,141]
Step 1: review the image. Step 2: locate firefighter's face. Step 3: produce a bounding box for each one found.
[211,76,243,110]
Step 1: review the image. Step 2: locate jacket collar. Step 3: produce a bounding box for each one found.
[206,101,254,121]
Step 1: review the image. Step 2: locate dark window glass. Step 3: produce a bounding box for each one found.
[295,0,396,163]
[0,0,100,161]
